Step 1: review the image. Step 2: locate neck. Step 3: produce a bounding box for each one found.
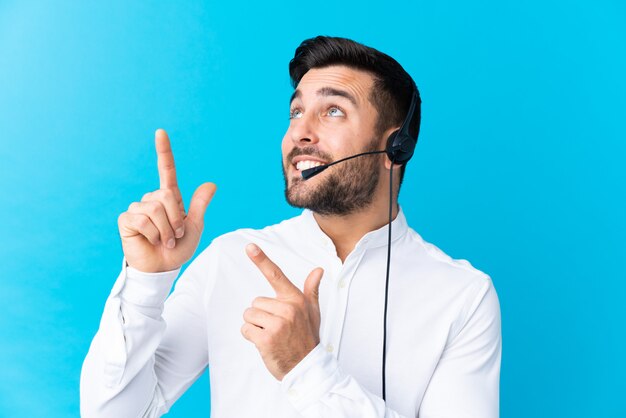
[312,195,399,263]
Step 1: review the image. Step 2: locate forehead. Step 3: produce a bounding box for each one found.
[294,65,375,105]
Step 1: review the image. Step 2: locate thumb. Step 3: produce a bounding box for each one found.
[186,182,217,229]
[303,267,324,306]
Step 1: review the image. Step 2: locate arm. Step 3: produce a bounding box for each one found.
[80,251,212,417]
[281,344,411,418]
[281,279,501,418]
[418,279,501,418]
[81,129,216,417]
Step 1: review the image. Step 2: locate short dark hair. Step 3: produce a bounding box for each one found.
[289,36,419,186]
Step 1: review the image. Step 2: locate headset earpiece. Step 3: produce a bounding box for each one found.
[386,131,415,164]
[384,82,421,165]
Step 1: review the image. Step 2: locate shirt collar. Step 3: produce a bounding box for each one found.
[299,206,409,251]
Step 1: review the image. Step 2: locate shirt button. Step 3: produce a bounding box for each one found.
[287,388,298,398]
[338,279,346,289]
[326,343,334,353]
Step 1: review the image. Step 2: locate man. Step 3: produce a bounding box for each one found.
[81,36,501,417]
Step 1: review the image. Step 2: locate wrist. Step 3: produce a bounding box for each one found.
[125,259,182,274]
[119,258,181,307]
[281,343,341,411]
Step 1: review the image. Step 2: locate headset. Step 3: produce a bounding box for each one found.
[301,79,421,402]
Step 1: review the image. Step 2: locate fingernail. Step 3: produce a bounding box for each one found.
[167,238,175,249]
[246,243,260,256]
[175,227,184,238]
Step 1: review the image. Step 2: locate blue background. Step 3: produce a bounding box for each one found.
[1,0,624,416]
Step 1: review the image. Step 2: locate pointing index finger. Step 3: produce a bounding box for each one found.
[246,243,300,297]
[155,129,179,190]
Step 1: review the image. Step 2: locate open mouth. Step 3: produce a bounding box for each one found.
[294,160,326,171]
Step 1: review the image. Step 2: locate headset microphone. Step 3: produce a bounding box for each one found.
[300,80,421,402]
[301,150,386,179]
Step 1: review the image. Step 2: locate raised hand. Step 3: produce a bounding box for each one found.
[241,243,324,381]
[117,129,217,273]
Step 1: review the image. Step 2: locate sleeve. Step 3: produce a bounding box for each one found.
[418,278,502,418]
[280,344,411,418]
[80,249,214,418]
[280,278,501,418]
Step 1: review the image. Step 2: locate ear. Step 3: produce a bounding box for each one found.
[385,160,404,171]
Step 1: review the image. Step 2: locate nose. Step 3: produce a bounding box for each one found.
[289,112,319,146]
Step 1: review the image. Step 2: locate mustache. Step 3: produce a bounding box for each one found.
[286,146,334,164]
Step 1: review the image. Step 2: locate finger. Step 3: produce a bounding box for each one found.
[241,322,264,344]
[246,243,300,297]
[143,188,186,216]
[155,129,179,190]
[303,268,324,306]
[142,189,186,238]
[119,212,161,246]
[251,296,295,319]
[243,307,276,329]
[128,201,176,248]
[186,182,217,230]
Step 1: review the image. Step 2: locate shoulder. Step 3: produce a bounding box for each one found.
[402,227,491,286]
[398,227,497,327]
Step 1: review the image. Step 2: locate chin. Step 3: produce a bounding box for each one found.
[285,184,308,206]
[285,179,317,208]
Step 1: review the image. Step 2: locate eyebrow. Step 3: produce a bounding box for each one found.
[290,87,358,107]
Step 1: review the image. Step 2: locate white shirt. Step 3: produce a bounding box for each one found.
[81,208,501,417]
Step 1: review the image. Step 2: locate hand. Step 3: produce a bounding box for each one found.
[241,243,324,381]
[117,129,217,273]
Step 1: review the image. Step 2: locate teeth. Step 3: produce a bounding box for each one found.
[296,160,324,171]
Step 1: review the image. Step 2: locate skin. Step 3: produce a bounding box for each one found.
[282,65,402,261]
[117,129,216,273]
[117,65,403,382]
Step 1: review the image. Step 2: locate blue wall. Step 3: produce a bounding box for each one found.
[0,1,624,416]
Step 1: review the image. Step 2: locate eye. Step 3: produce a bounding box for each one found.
[289,108,303,119]
[326,106,345,117]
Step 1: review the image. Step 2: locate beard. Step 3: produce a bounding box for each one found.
[283,136,383,216]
